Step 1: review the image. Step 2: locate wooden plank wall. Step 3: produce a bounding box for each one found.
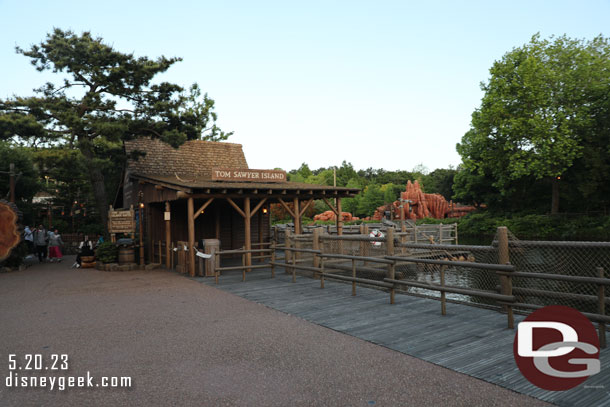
[146,199,270,252]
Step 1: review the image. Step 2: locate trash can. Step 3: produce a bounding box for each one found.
[203,239,220,277]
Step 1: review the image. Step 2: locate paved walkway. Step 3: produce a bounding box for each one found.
[197,267,610,407]
[1,257,549,406]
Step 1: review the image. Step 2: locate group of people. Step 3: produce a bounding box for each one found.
[23,225,64,263]
[23,226,105,267]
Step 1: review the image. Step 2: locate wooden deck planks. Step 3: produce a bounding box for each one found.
[195,268,610,407]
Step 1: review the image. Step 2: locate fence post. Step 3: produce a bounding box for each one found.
[352,258,357,296]
[438,223,443,244]
[440,267,446,315]
[598,267,606,348]
[285,229,292,273]
[454,223,459,245]
[271,245,276,278]
[497,226,514,329]
[320,256,325,289]
[312,228,321,269]
[291,247,296,283]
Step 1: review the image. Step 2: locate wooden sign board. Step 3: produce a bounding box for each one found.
[211,169,287,183]
[108,206,136,234]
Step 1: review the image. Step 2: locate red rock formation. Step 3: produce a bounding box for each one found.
[313,211,356,222]
[372,180,476,220]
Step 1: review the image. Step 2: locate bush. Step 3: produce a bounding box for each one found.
[95,241,118,263]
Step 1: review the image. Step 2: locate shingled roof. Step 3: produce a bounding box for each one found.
[124,137,248,179]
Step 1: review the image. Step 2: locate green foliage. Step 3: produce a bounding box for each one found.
[451,211,610,241]
[95,241,118,263]
[457,34,610,213]
[0,141,40,203]
[0,29,232,231]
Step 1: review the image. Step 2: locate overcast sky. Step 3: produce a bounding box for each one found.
[1,1,608,173]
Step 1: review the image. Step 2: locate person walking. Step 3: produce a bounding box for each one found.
[23,225,34,253]
[33,224,49,263]
[48,229,64,262]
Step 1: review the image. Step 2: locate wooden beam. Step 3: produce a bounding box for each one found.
[187,197,196,277]
[154,185,163,190]
[177,191,189,199]
[336,197,343,236]
[251,198,268,217]
[227,198,246,218]
[193,198,215,220]
[322,197,338,215]
[244,197,252,270]
[278,198,295,218]
[293,198,301,235]
[299,198,314,217]
[165,201,171,269]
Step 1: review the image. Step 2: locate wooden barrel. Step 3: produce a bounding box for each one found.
[81,255,96,269]
[118,247,135,264]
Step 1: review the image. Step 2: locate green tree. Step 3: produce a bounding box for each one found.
[0,141,40,203]
[0,29,231,229]
[457,34,610,214]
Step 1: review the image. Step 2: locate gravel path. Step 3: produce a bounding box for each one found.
[0,257,550,406]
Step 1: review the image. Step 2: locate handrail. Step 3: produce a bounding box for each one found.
[384,256,515,272]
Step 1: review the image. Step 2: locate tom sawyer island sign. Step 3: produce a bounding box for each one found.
[108,205,135,234]
[212,169,287,183]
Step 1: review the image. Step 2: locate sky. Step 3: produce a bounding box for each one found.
[0,1,609,173]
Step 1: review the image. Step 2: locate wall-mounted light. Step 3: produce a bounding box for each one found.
[262,207,268,214]
[139,202,145,209]
[556,176,561,180]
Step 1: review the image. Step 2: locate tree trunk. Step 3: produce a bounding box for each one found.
[79,139,110,233]
[551,177,560,215]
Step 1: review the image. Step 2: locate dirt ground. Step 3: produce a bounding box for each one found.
[0,256,549,406]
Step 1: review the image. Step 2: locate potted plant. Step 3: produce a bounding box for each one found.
[95,241,118,265]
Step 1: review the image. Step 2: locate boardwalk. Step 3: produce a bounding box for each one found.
[0,257,548,407]
[197,267,610,407]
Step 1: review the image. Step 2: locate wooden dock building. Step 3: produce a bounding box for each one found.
[123,138,359,276]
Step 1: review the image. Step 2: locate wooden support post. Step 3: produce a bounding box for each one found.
[187,197,196,277]
[320,257,325,289]
[244,197,251,272]
[352,258,356,296]
[293,197,300,235]
[598,267,606,348]
[258,209,263,263]
[158,240,162,264]
[284,229,292,270]
[165,202,171,269]
[312,228,321,269]
[386,227,394,256]
[170,242,175,270]
[440,267,446,315]
[336,197,343,236]
[497,226,514,329]
[291,248,296,283]
[271,246,276,278]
